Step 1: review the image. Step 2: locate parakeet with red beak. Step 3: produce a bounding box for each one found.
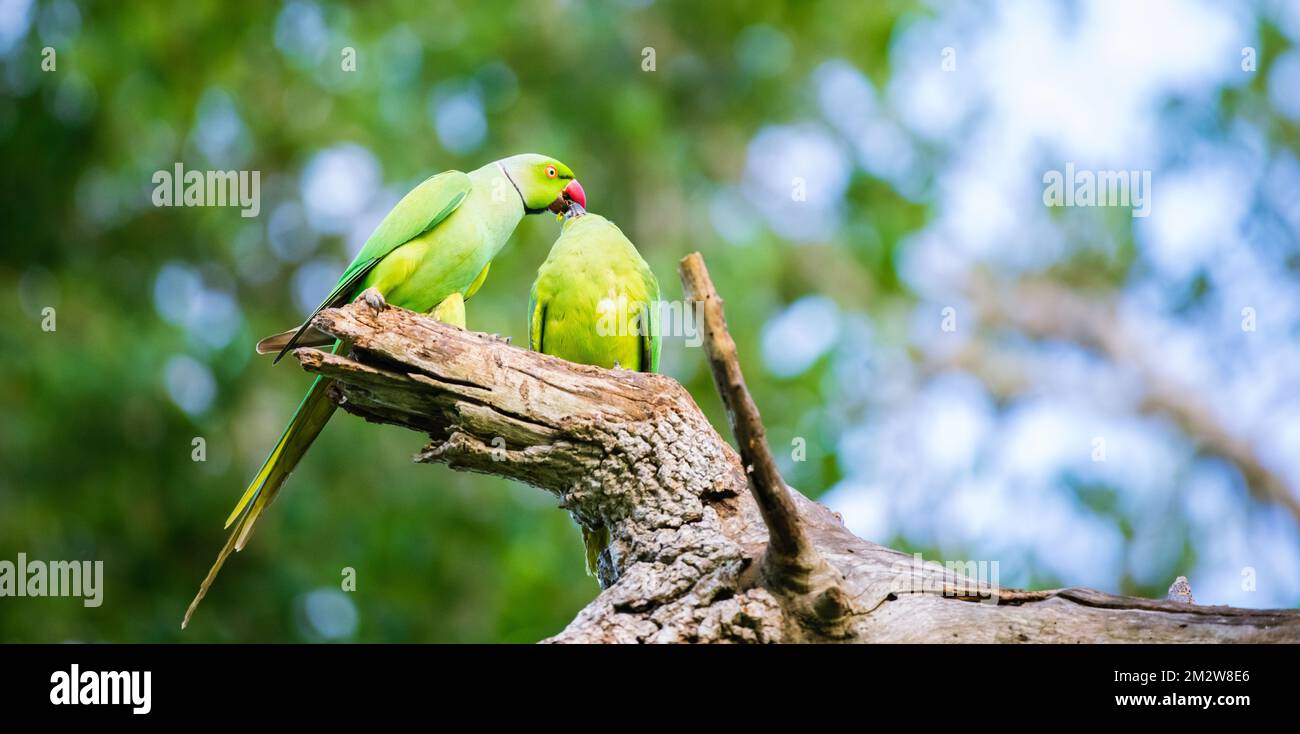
[528,203,660,577]
[183,153,585,628]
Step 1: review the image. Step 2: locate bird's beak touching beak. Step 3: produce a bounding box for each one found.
[549,179,586,216]
[563,179,586,210]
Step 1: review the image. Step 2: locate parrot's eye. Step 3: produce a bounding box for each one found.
[545,165,557,179]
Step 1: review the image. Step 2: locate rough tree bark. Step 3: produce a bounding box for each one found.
[291,255,1300,643]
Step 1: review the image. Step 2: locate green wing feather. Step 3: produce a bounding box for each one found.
[528,279,546,354]
[639,268,661,373]
[273,170,472,362]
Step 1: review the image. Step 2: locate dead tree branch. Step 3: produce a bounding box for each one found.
[679,253,850,630]
[290,258,1300,643]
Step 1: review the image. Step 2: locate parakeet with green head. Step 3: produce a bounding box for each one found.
[528,203,661,577]
[183,153,585,628]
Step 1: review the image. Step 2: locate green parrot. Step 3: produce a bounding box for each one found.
[183,153,585,628]
[528,203,661,577]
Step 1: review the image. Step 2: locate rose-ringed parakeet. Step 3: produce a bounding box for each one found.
[528,204,660,578]
[183,153,586,628]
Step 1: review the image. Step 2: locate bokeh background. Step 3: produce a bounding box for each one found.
[3,0,1300,642]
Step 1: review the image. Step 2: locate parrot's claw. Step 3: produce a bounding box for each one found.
[358,287,388,316]
[613,360,623,370]
[488,333,512,345]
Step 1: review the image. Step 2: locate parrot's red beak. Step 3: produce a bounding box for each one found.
[563,179,586,209]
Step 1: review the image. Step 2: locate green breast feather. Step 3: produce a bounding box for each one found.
[529,213,661,373]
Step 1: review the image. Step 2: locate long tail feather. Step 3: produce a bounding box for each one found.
[223,375,337,529]
[255,325,334,355]
[182,520,242,629]
[183,360,340,628]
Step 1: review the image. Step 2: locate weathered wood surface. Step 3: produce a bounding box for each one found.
[294,274,1300,643]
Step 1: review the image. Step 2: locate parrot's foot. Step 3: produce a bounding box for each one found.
[358,287,388,316]
[613,360,623,370]
[488,333,512,345]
